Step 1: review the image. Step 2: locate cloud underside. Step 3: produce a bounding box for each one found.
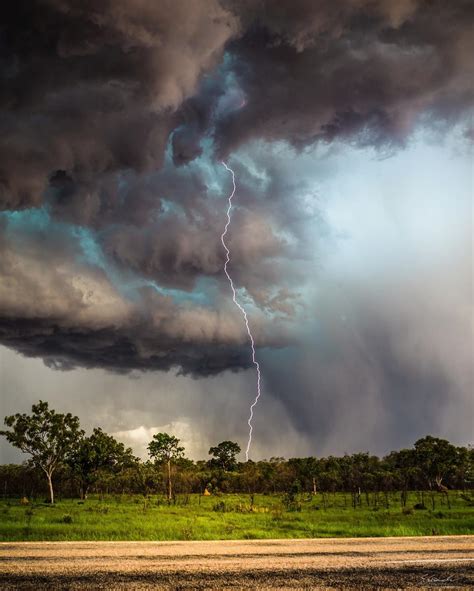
[0,317,253,375]
[0,0,472,374]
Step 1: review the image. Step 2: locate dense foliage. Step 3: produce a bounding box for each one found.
[1,403,472,503]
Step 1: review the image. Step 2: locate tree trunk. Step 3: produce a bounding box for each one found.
[167,460,172,503]
[312,477,317,495]
[401,489,407,508]
[79,484,89,501]
[46,472,54,504]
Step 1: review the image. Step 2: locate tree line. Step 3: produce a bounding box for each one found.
[1,401,472,504]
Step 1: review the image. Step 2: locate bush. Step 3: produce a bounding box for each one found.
[413,503,427,510]
[282,494,301,512]
[61,514,73,524]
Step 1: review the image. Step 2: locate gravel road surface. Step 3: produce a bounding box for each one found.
[1,535,473,589]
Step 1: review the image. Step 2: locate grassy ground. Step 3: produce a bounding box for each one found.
[1,491,473,541]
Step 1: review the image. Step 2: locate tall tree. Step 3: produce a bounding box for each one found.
[208,441,241,471]
[147,433,185,502]
[0,401,82,504]
[68,428,137,499]
[414,436,459,490]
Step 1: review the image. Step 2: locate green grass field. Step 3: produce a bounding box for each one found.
[1,492,473,541]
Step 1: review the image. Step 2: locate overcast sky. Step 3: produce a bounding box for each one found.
[0,1,472,463]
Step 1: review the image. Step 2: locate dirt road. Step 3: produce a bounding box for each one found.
[1,536,473,589]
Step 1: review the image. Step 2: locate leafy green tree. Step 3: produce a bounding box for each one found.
[68,428,137,499]
[319,456,342,494]
[148,433,185,501]
[414,436,459,490]
[384,448,418,505]
[453,445,474,490]
[208,441,241,471]
[0,401,82,504]
[288,457,319,494]
[129,461,161,498]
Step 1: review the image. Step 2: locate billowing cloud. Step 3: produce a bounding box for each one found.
[0,221,285,375]
[0,0,472,455]
[2,0,472,212]
[0,0,239,210]
[216,0,473,155]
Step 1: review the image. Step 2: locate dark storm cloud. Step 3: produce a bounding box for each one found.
[216,0,473,156]
[0,0,239,210]
[0,316,254,376]
[1,0,472,212]
[0,0,472,376]
[0,208,299,375]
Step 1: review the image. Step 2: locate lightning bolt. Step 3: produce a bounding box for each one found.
[221,161,262,461]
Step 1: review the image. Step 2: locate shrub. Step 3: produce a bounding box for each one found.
[282,488,302,512]
[61,514,73,524]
